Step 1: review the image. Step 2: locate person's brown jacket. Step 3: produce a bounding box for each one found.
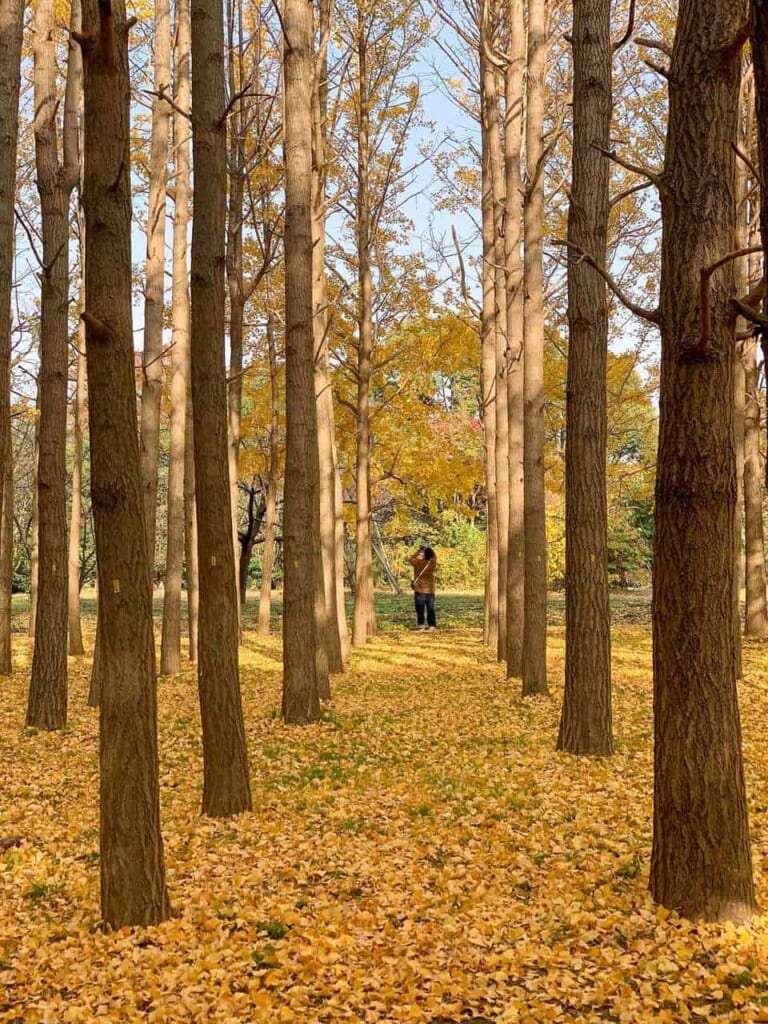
[409,554,436,594]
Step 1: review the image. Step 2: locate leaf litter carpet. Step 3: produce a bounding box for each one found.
[4,622,768,1022]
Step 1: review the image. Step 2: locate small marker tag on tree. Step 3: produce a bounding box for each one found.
[210,555,217,567]
[112,580,120,593]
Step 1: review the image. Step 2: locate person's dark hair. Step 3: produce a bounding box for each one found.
[423,546,435,561]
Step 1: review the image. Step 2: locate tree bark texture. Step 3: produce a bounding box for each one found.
[139,0,171,565]
[650,0,755,922]
[184,376,199,663]
[504,0,525,679]
[282,0,327,722]
[28,0,81,730]
[191,0,252,813]
[0,0,24,576]
[752,1,768,485]
[68,251,86,657]
[521,0,548,696]
[351,22,377,648]
[161,0,192,676]
[557,0,613,755]
[80,0,170,927]
[0,452,12,676]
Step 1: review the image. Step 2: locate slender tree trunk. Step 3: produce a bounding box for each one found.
[351,24,377,647]
[743,333,767,634]
[258,312,280,636]
[480,84,498,650]
[650,0,755,922]
[0,452,13,676]
[184,378,199,662]
[139,0,171,563]
[314,0,345,671]
[28,406,39,639]
[557,0,612,754]
[521,0,548,696]
[480,20,509,663]
[68,262,86,656]
[752,1,768,486]
[226,0,246,611]
[160,0,192,675]
[732,152,748,679]
[0,0,24,596]
[504,0,524,678]
[79,0,171,927]
[190,0,252,813]
[28,0,81,730]
[282,0,327,721]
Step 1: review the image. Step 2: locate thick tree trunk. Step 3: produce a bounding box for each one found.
[160,0,192,676]
[282,0,328,721]
[80,0,170,927]
[650,0,755,922]
[139,0,171,563]
[0,0,24,594]
[743,335,767,634]
[190,0,252,813]
[351,26,377,647]
[258,312,280,636]
[184,378,199,662]
[28,0,81,730]
[504,0,524,679]
[0,452,12,676]
[557,0,612,755]
[68,263,86,656]
[521,0,548,696]
[314,0,346,672]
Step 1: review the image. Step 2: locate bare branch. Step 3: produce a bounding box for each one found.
[633,35,672,58]
[550,239,660,324]
[591,143,664,190]
[696,245,763,355]
[612,0,636,53]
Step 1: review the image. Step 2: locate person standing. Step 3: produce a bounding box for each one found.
[409,545,437,630]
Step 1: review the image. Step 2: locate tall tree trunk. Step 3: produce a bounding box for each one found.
[480,16,509,663]
[139,0,171,563]
[190,0,252,813]
[521,0,548,696]
[752,1,768,487]
[226,0,246,611]
[743,333,767,634]
[732,152,748,679]
[557,0,612,754]
[28,0,81,730]
[68,257,86,656]
[79,0,171,927]
[650,0,755,922]
[504,0,524,679]
[184,376,199,662]
[0,0,24,603]
[351,23,377,647]
[161,0,192,675]
[258,312,280,636]
[28,404,39,639]
[0,452,12,676]
[282,0,327,721]
[480,56,498,651]
[314,0,346,671]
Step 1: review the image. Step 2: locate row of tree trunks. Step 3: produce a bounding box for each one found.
[27,0,82,731]
[139,0,171,567]
[282,0,328,722]
[0,0,24,674]
[190,0,252,813]
[650,0,755,922]
[160,0,193,677]
[557,0,612,754]
[79,0,170,928]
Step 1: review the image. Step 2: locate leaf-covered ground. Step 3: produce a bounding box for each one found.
[3,593,768,1023]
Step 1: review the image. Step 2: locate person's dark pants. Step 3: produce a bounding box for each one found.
[415,592,436,627]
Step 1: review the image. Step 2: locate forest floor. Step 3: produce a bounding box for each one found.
[3,593,768,1023]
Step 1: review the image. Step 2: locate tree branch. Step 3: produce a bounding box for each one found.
[612,0,636,53]
[695,245,763,356]
[550,239,660,324]
[591,143,664,190]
